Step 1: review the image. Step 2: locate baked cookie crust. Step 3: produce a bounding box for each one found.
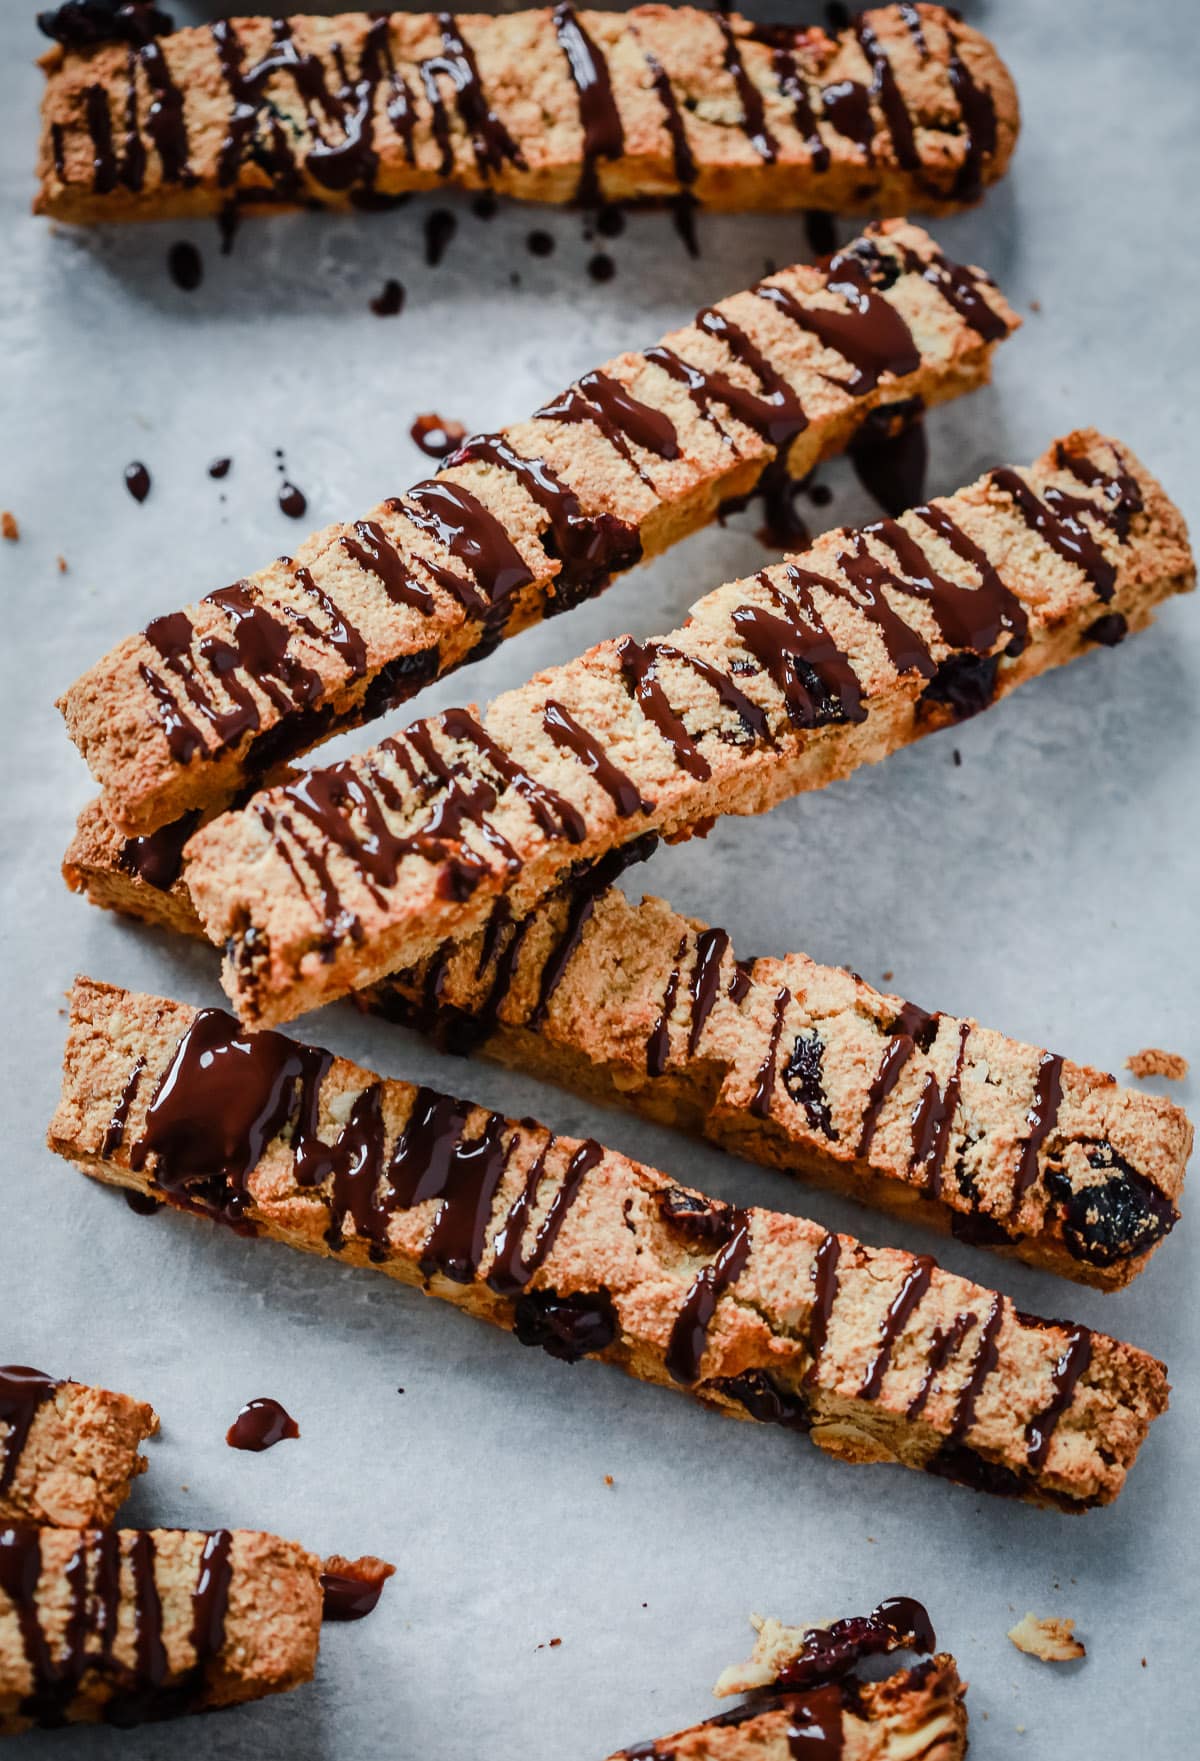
[0,1369,158,1529]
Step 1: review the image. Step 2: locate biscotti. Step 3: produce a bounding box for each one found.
[0,1522,321,1733]
[361,870,1191,1292]
[613,1600,966,1761]
[36,6,1018,225]
[0,1367,158,1528]
[49,980,1170,1510]
[59,219,1018,838]
[183,429,1195,1029]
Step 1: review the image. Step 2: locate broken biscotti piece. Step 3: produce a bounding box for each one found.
[36,6,1017,225]
[363,868,1192,1292]
[1007,1612,1085,1663]
[183,429,1195,1030]
[49,979,1170,1511]
[0,1522,321,1734]
[0,1366,158,1529]
[59,219,1017,837]
[615,1598,967,1759]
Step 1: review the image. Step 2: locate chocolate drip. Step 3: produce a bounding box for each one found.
[847,398,927,516]
[101,1057,145,1158]
[855,1002,938,1157]
[644,342,791,454]
[990,468,1117,602]
[697,306,808,446]
[124,460,151,502]
[118,811,200,892]
[947,1298,1003,1440]
[117,1532,165,1723]
[640,48,697,254]
[324,1082,388,1255]
[758,248,919,396]
[536,370,679,489]
[1011,1052,1064,1213]
[749,985,790,1117]
[908,502,1030,652]
[858,1257,934,1399]
[806,1233,841,1374]
[855,19,917,172]
[734,575,865,728]
[906,1311,974,1420]
[40,4,175,51]
[0,1368,61,1496]
[783,1032,837,1138]
[946,28,997,201]
[1025,1327,1092,1469]
[648,935,688,1077]
[487,1140,603,1294]
[821,545,934,679]
[688,927,731,1055]
[424,14,527,180]
[553,4,623,205]
[666,1211,753,1383]
[321,1559,392,1622]
[126,1010,336,1221]
[341,521,433,614]
[617,636,766,776]
[525,836,658,1026]
[909,1020,970,1196]
[405,479,533,605]
[819,79,873,155]
[84,82,117,195]
[226,1397,298,1452]
[542,699,653,817]
[746,24,828,170]
[716,15,776,162]
[775,1598,936,1690]
[452,431,641,601]
[386,1091,512,1282]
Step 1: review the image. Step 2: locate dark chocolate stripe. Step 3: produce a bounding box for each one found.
[542,699,653,817]
[553,3,624,205]
[666,1211,753,1384]
[858,1256,934,1399]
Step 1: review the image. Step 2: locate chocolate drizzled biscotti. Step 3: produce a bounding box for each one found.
[362,873,1191,1292]
[0,1522,321,1734]
[36,5,1018,225]
[183,430,1195,1030]
[49,980,1170,1510]
[60,220,1017,838]
[614,1599,966,1761]
[0,1367,157,1529]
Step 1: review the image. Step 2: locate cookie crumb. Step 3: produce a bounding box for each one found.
[1029,298,1041,312]
[952,748,962,766]
[56,554,68,572]
[880,972,893,984]
[1008,1613,1085,1662]
[1126,1047,1188,1081]
[604,1473,614,1486]
[549,1637,562,1648]
[1,511,18,541]
[1141,1657,1147,1668]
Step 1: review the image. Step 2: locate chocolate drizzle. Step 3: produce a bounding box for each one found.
[734,573,865,729]
[990,468,1117,602]
[909,1021,970,1196]
[101,1057,145,1158]
[757,245,920,397]
[946,28,997,202]
[542,699,653,817]
[947,1297,1003,1441]
[1011,1052,1064,1213]
[749,986,791,1118]
[341,520,433,613]
[536,370,680,488]
[639,47,698,253]
[486,1139,603,1295]
[118,812,200,891]
[405,480,533,605]
[0,1523,232,1728]
[857,1257,934,1399]
[806,1232,841,1375]
[716,15,776,163]
[386,1091,512,1282]
[0,1369,61,1496]
[688,927,731,1055]
[647,935,688,1077]
[855,1002,938,1158]
[1025,1326,1092,1469]
[774,1598,936,1690]
[553,4,623,205]
[665,1210,752,1383]
[524,836,658,1026]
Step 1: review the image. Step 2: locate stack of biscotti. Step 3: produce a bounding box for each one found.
[0,1364,323,1734]
[167,428,1193,1029]
[49,979,1170,1513]
[612,1599,968,1760]
[59,219,1019,840]
[36,6,1018,224]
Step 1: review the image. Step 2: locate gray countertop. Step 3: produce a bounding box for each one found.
[1,3,1196,1755]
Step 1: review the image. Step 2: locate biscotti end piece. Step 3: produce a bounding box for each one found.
[0,1524,321,1734]
[63,796,207,939]
[183,429,1193,1032]
[1007,1612,1086,1662]
[59,219,1017,840]
[0,1366,158,1529]
[611,1654,968,1760]
[50,979,1170,1510]
[35,7,1017,225]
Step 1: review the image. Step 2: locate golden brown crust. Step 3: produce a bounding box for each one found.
[58,220,1016,838]
[48,979,1170,1510]
[609,1655,969,1760]
[1126,1047,1189,1081]
[36,7,1017,225]
[361,879,1191,1292]
[0,1524,321,1735]
[182,429,1194,1029]
[0,1373,158,1529]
